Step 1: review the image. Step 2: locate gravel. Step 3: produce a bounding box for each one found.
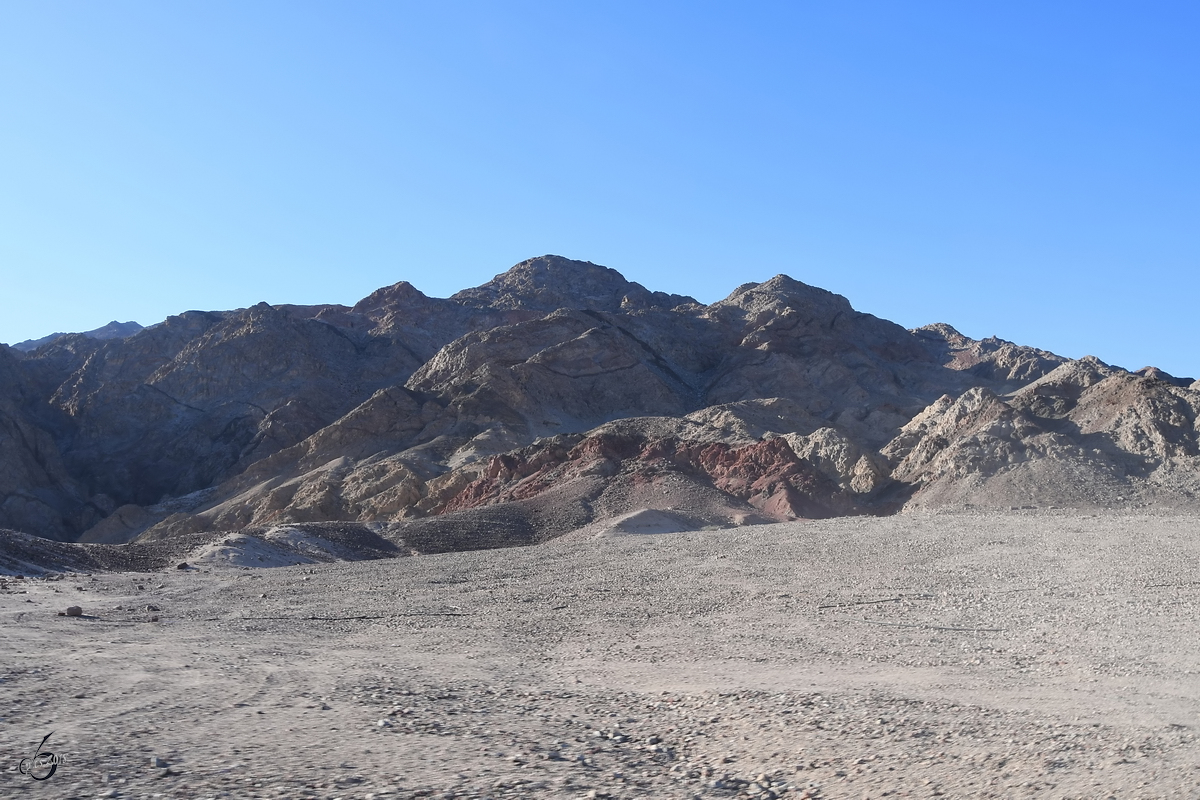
[3,511,1200,797]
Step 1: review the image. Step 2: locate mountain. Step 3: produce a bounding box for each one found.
[3,254,1197,553]
[12,320,144,352]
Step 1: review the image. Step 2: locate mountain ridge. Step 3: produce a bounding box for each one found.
[3,254,1197,553]
[12,320,144,352]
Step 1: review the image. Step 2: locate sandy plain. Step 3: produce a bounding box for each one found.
[4,512,1200,799]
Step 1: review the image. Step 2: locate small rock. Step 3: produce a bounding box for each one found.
[158,768,171,778]
[152,756,168,768]
[377,719,392,727]
[150,616,160,622]
[176,562,189,570]
[66,606,83,617]
[146,604,160,611]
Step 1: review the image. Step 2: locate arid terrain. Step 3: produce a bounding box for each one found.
[4,256,1200,797]
[3,255,1199,548]
[6,511,1200,799]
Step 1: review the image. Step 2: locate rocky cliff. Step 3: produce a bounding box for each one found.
[4,255,1197,549]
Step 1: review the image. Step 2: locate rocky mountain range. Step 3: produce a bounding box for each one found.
[3,255,1198,552]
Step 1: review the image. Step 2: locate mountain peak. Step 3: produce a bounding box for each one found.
[450,255,696,313]
[352,280,431,315]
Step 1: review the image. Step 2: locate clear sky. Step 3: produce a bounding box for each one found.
[2,2,1197,376]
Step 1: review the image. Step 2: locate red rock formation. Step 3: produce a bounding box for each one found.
[436,433,858,520]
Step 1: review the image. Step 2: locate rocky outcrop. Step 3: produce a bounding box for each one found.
[879,365,1200,509]
[1008,358,1200,470]
[128,420,873,543]
[48,303,426,507]
[436,432,865,520]
[1135,366,1196,388]
[697,279,1034,448]
[406,309,713,445]
[0,347,93,539]
[784,427,892,495]
[913,323,1067,386]
[450,255,695,314]
[883,388,1084,483]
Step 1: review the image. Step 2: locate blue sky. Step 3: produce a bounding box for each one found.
[2,2,1197,376]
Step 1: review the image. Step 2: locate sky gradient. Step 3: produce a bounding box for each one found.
[2,2,1197,376]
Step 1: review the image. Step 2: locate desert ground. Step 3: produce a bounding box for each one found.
[5,512,1200,799]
